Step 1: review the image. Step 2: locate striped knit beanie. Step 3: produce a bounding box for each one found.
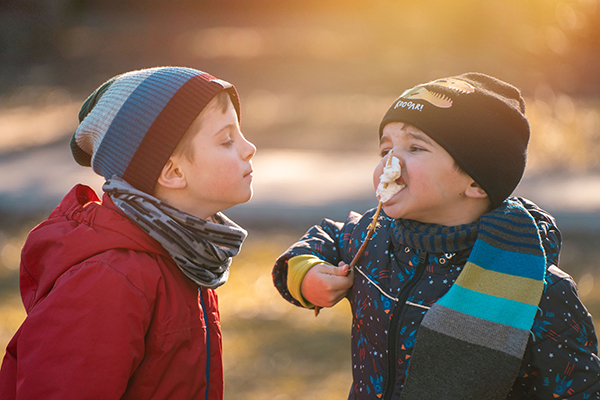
[379,72,530,209]
[71,66,240,194]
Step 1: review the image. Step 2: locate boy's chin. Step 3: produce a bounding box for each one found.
[209,190,254,216]
[230,190,254,208]
[381,203,403,219]
[242,189,254,203]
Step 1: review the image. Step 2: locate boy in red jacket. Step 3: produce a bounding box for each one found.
[0,67,256,399]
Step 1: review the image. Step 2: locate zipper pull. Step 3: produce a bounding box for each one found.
[418,251,428,267]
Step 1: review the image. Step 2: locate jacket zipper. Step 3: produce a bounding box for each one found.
[199,288,211,400]
[382,250,428,400]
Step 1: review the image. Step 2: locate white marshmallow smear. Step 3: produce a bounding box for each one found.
[376,156,404,203]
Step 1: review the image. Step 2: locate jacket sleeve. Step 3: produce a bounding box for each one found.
[272,211,363,307]
[511,266,600,399]
[13,253,157,399]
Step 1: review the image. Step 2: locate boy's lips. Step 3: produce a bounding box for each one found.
[244,169,253,178]
[380,177,407,203]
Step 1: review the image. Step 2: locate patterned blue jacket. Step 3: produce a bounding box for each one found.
[272,198,600,399]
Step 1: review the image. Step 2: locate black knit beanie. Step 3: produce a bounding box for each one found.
[379,72,530,209]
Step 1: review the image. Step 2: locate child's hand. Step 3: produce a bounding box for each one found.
[301,261,354,308]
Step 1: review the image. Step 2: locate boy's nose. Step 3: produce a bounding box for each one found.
[383,151,400,168]
[242,136,257,161]
[389,150,404,167]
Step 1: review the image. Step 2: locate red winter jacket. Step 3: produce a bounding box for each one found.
[0,185,224,399]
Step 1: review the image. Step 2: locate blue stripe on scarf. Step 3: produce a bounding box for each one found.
[436,284,539,330]
[468,239,546,279]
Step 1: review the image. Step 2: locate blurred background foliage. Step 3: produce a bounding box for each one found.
[1,0,600,169]
[1,1,600,398]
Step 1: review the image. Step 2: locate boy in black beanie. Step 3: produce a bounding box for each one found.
[272,73,600,399]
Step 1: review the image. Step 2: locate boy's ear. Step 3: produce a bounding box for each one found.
[464,181,488,199]
[156,158,187,190]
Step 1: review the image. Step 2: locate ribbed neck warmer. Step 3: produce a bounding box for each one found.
[392,218,478,255]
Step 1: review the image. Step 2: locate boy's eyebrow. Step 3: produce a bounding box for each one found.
[406,130,435,145]
[379,135,392,145]
[380,129,435,146]
[212,123,236,137]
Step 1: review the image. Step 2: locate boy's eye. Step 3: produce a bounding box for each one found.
[409,145,424,152]
[380,149,391,158]
[223,138,234,147]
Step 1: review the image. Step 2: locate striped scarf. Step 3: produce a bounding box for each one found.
[103,177,247,289]
[401,198,547,400]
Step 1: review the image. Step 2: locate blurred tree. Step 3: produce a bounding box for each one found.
[1,0,599,96]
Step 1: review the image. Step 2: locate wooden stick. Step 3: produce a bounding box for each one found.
[314,151,393,316]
